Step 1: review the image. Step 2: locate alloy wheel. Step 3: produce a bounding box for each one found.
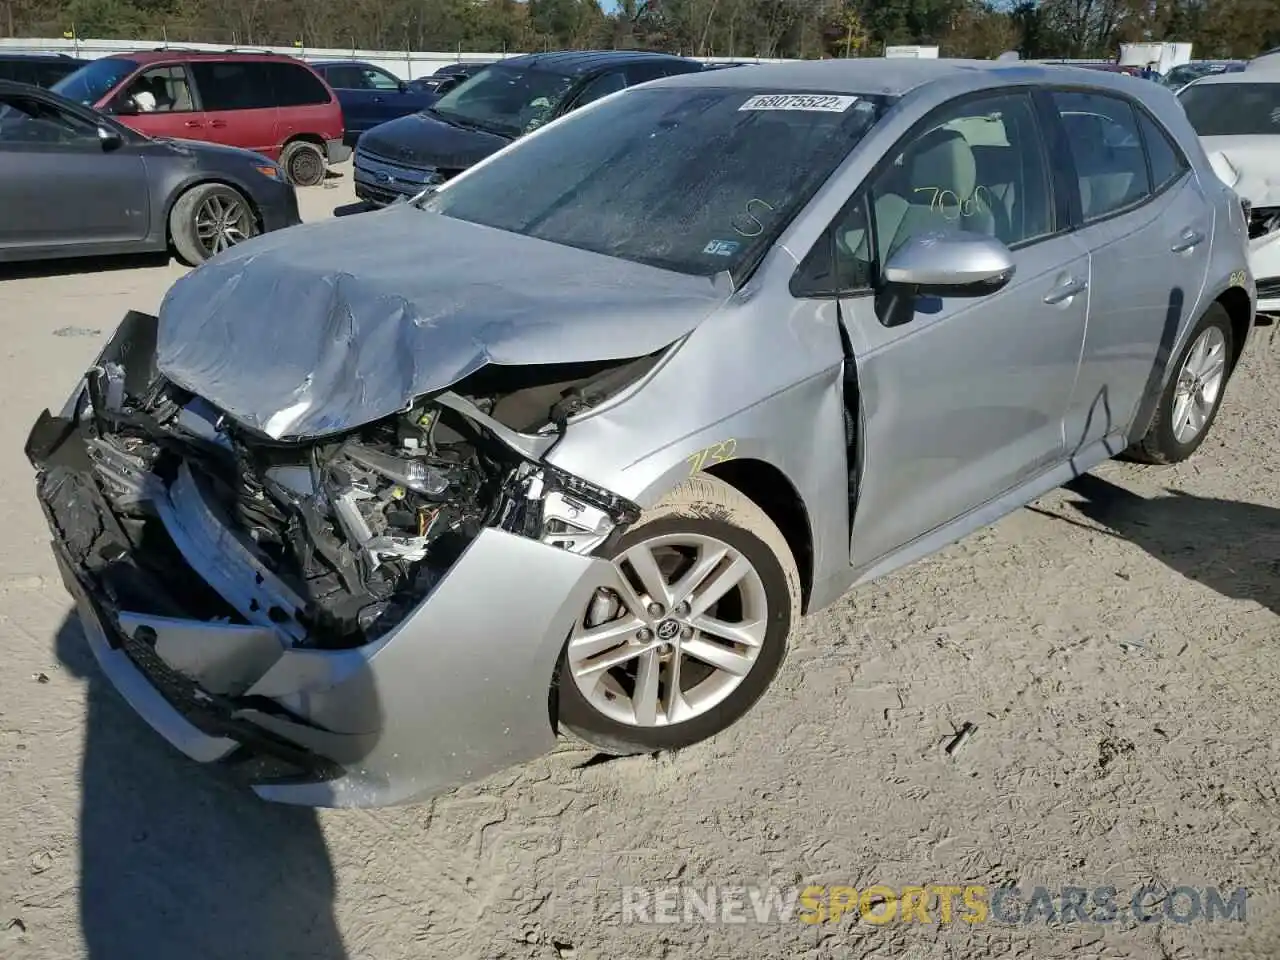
[1172,325,1228,444]
[194,192,254,257]
[566,533,769,728]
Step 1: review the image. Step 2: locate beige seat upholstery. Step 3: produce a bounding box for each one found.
[871,128,995,263]
[840,128,996,267]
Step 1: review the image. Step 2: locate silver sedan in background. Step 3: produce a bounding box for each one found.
[27,58,1254,807]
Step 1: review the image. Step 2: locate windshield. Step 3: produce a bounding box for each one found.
[429,64,575,137]
[1179,82,1280,136]
[51,56,137,105]
[422,87,889,281]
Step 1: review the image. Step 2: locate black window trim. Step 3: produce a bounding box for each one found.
[1038,85,1191,231]
[790,84,1060,302]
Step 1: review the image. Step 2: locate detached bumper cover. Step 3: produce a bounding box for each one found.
[29,411,612,807]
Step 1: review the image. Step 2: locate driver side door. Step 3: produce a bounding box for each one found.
[829,90,1092,570]
[0,90,150,251]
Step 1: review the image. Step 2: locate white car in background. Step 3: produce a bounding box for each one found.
[1179,66,1280,311]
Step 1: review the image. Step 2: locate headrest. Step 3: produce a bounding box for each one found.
[904,128,977,199]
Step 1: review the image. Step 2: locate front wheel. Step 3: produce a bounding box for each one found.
[169,183,258,266]
[1127,303,1234,464]
[556,475,801,755]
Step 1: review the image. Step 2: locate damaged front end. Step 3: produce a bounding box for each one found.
[28,311,644,806]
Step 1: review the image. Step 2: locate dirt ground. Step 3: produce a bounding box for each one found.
[1,165,1278,960]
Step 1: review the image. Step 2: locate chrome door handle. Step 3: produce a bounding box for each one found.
[1043,277,1088,304]
[1171,229,1205,253]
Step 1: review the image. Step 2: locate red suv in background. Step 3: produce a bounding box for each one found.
[51,50,347,186]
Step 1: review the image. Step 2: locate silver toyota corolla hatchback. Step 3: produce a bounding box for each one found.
[28,59,1255,807]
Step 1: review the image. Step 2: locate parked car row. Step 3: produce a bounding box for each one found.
[23,57,1256,807]
[351,49,708,206]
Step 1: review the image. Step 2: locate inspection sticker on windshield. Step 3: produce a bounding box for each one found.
[703,239,740,256]
[739,94,858,112]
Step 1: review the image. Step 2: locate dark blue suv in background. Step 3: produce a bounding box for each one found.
[352,49,705,207]
[312,59,441,145]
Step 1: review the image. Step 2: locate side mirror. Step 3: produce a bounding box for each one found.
[881,231,1014,295]
[877,231,1014,327]
[97,125,124,151]
[398,81,409,93]
[111,96,139,116]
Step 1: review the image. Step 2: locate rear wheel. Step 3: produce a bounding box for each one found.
[169,183,258,266]
[280,140,326,187]
[556,476,801,755]
[1127,303,1233,464]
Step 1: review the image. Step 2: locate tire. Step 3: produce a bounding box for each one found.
[555,475,801,755]
[280,139,327,187]
[1127,302,1234,464]
[168,183,258,267]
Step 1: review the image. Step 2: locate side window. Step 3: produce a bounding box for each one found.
[265,62,332,106]
[1137,110,1188,192]
[122,65,194,113]
[362,67,402,91]
[191,61,275,111]
[624,62,685,85]
[323,65,360,89]
[867,92,1052,263]
[0,94,99,145]
[1051,91,1151,221]
[35,62,78,87]
[572,71,627,109]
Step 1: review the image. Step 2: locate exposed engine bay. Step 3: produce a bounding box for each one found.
[1248,204,1280,241]
[32,313,649,651]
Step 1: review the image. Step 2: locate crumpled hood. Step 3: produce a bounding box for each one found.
[358,110,510,171]
[155,205,729,440]
[1201,136,1280,206]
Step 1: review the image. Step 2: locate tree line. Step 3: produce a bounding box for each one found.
[3,0,1276,63]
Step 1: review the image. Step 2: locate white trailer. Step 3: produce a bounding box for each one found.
[1119,42,1192,74]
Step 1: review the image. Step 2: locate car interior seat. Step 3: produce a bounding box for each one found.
[856,127,996,269]
[1063,113,1143,219]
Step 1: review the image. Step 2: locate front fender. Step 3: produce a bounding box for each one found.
[546,364,853,611]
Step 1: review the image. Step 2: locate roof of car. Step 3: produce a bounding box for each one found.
[111,49,314,65]
[647,57,1155,98]
[1196,65,1280,84]
[495,49,699,76]
[0,52,86,62]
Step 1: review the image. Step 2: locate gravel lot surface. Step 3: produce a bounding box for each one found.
[1,165,1277,960]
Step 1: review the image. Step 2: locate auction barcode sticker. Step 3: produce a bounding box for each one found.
[739,94,858,112]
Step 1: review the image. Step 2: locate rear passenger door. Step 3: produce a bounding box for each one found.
[188,60,279,155]
[1045,90,1212,452]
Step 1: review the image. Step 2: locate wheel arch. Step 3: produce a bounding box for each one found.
[703,457,814,614]
[163,177,263,245]
[1214,285,1253,374]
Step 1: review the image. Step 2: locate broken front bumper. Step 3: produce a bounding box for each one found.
[29,416,612,808]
